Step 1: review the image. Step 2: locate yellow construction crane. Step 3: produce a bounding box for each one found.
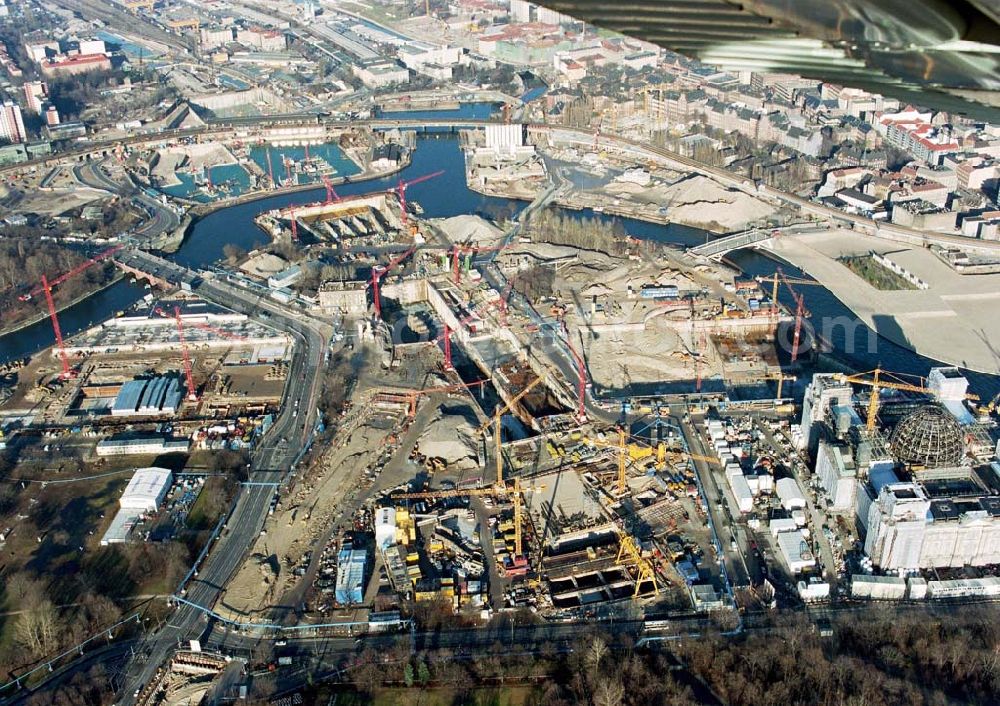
[978,392,1000,422]
[754,370,796,399]
[754,272,822,320]
[477,377,544,485]
[585,427,631,495]
[587,431,721,493]
[836,366,978,433]
[616,529,659,597]
[393,479,544,557]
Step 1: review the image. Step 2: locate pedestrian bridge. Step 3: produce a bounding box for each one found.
[688,228,774,259]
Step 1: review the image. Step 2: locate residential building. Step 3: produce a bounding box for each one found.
[891,200,957,231]
[0,100,26,143]
[22,80,47,113]
[957,158,997,191]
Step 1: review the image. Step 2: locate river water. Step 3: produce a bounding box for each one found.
[3,133,998,401]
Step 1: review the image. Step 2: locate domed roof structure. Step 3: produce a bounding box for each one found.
[889,405,965,468]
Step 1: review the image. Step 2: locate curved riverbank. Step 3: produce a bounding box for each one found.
[0,274,124,338]
[763,231,1000,376]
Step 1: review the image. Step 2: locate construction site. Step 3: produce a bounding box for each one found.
[196,163,853,628]
[0,251,292,450]
[11,127,1000,681]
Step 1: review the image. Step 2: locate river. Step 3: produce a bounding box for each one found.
[2,133,998,401]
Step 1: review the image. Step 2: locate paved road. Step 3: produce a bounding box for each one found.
[114,253,329,704]
[677,411,751,592]
[73,160,181,245]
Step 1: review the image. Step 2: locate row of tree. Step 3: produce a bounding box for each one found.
[0,237,116,331]
[525,207,629,255]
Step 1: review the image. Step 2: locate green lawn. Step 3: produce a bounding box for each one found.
[839,255,917,290]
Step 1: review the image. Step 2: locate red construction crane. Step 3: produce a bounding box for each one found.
[778,269,811,363]
[153,307,248,341]
[442,323,453,370]
[451,243,510,284]
[695,331,705,393]
[42,275,72,379]
[265,149,275,188]
[371,245,417,319]
[173,306,198,402]
[304,143,310,162]
[321,175,340,204]
[288,204,298,241]
[283,154,292,186]
[497,281,513,327]
[19,246,122,301]
[394,170,444,227]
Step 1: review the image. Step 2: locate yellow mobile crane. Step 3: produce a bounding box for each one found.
[978,392,1000,422]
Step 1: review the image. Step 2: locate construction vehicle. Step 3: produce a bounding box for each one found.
[835,366,979,433]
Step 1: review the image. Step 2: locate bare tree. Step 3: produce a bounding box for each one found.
[15,593,62,658]
[592,678,625,706]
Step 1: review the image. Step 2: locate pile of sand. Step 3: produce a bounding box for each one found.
[240,253,289,277]
[611,174,775,231]
[417,410,479,468]
[433,215,503,245]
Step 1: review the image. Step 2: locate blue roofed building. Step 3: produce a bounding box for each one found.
[111,376,184,417]
[335,542,368,605]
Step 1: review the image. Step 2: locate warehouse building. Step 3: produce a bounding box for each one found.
[100,467,173,545]
[374,507,396,550]
[112,376,184,417]
[119,467,173,513]
[775,528,816,574]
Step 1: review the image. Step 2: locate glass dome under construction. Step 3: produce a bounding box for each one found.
[889,405,965,469]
